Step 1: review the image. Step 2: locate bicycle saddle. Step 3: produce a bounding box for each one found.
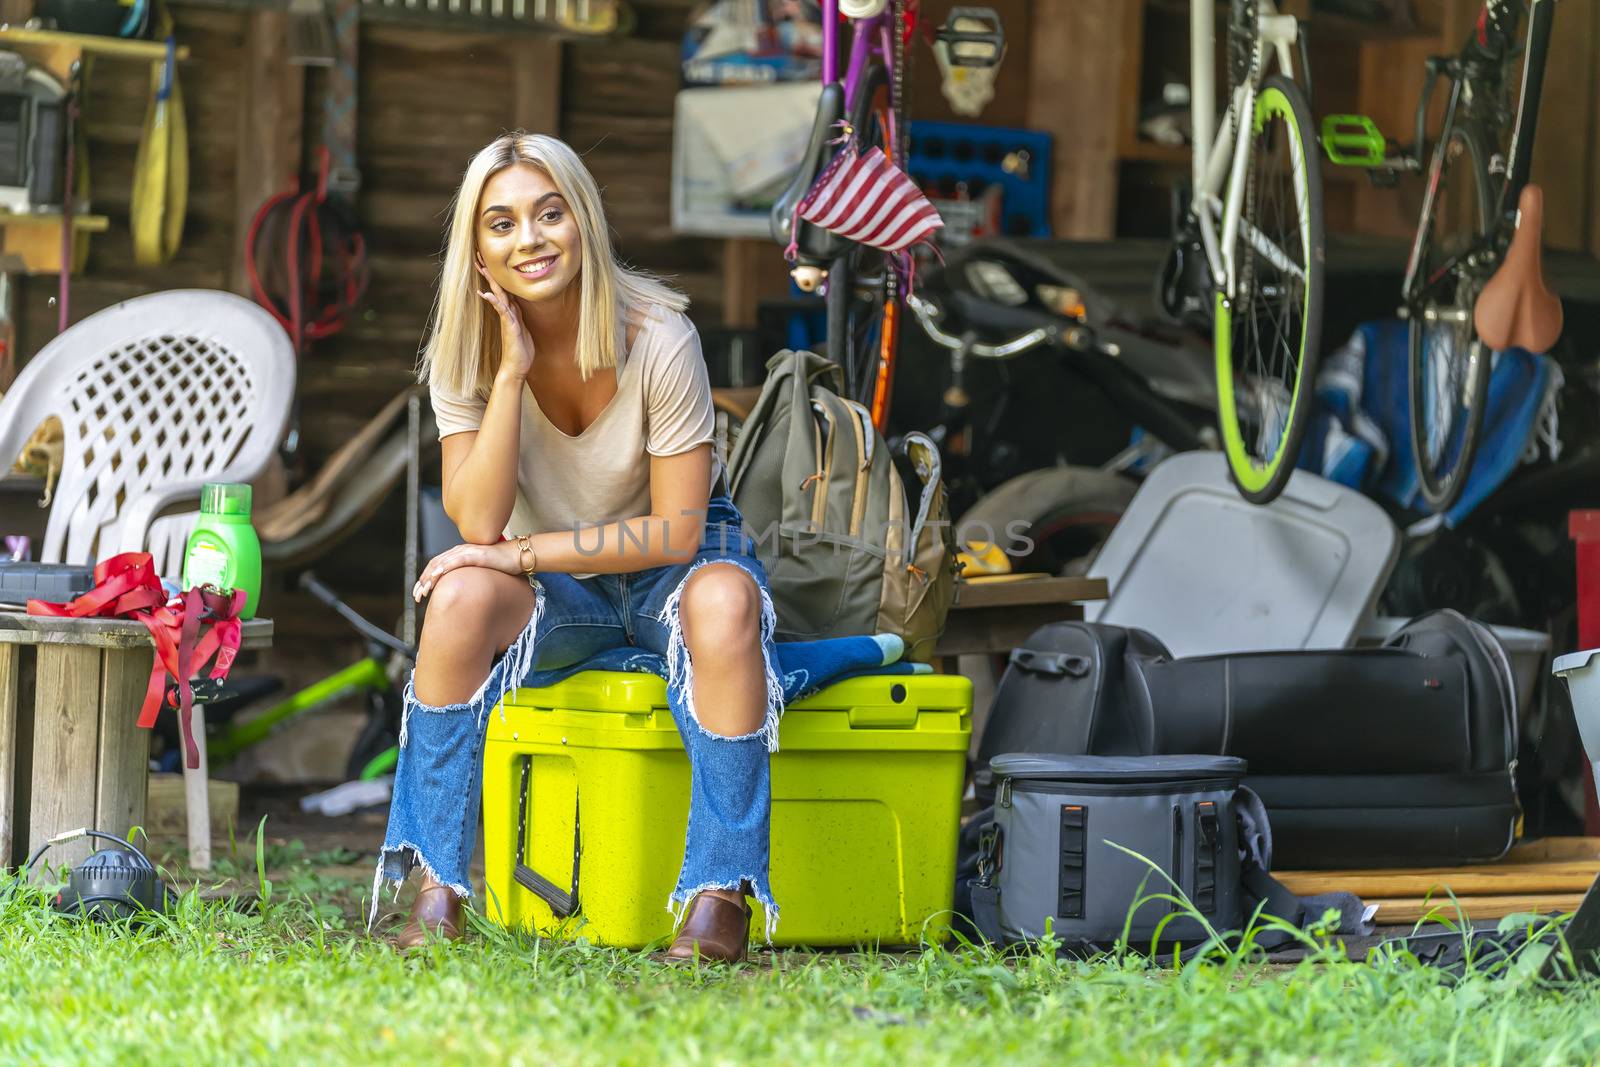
[1474,183,1564,354]
[769,83,846,263]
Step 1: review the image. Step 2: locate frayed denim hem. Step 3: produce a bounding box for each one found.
[658,558,786,754]
[668,878,780,944]
[367,842,472,933]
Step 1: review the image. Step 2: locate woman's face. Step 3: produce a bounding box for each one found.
[475,162,583,305]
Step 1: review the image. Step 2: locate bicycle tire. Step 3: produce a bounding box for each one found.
[824,64,899,414]
[1407,120,1494,515]
[1213,73,1325,506]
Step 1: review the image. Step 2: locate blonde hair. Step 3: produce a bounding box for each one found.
[420,132,687,397]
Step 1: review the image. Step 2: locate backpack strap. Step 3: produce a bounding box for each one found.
[1235,786,1374,946]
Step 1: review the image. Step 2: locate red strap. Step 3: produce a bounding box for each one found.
[29,552,247,769]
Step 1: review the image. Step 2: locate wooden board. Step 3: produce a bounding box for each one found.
[145,774,239,839]
[0,644,16,869]
[1503,837,1600,863]
[1366,893,1585,926]
[94,648,151,845]
[231,10,305,296]
[1025,0,1124,238]
[27,644,101,869]
[934,603,1083,659]
[0,614,273,650]
[1277,861,1600,899]
[952,575,1109,610]
[509,35,563,137]
[1277,838,1600,926]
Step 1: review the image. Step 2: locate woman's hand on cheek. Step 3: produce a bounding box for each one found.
[477,259,537,382]
[412,541,522,602]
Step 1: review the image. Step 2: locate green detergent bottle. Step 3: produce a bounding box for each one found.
[182,483,262,619]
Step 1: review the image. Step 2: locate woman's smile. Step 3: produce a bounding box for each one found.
[513,254,559,279]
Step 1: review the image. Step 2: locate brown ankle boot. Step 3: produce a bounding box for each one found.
[666,889,751,964]
[392,882,465,951]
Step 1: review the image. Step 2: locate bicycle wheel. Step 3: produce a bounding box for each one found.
[1407,122,1494,514]
[1213,73,1325,505]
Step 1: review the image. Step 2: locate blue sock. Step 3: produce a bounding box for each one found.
[773,634,911,701]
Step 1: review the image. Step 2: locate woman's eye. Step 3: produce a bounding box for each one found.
[489,219,513,232]
[540,210,563,224]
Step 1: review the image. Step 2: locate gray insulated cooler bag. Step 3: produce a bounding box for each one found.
[967,754,1369,953]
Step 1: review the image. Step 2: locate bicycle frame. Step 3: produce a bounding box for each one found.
[820,0,898,158]
[1187,0,1304,301]
[1400,0,1555,306]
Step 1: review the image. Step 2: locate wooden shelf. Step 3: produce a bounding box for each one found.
[0,28,191,62]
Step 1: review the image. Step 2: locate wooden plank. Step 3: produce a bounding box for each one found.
[935,603,1084,658]
[231,10,303,296]
[1527,0,1596,252]
[1503,837,1600,864]
[0,645,16,868]
[719,239,789,329]
[94,648,150,845]
[183,699,212,870]
[27,644,101,870]
[509,35,563,136]
[145,773,239,839]
[1113,0,1145,160]
[1592,6,1600,259]
[0,615,274,650]
[953,575,1108,610]
[1369,893,1584,925]
[1278,861,1600,899]
[1025,0,1124,237]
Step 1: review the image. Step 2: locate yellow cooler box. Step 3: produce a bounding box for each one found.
[482,670,971,948]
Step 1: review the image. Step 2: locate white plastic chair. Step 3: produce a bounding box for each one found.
[0,290,295,871]
[0,290,296,576]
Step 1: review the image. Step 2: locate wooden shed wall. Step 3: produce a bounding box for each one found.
[9,2,716,766]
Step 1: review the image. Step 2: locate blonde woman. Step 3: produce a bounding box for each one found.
[375,132,785,963]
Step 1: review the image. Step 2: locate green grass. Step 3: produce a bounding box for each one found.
[6,835,1600,1066]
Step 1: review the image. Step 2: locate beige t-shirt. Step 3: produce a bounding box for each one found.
[431,306,720,548]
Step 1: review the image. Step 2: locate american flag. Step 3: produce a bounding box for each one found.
[796,142,943,254]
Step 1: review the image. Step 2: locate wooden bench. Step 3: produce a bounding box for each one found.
[0,613,272,871]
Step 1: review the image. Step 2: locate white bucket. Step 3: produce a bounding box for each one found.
[1553,649,1600,770]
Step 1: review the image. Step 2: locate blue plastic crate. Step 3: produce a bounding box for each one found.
[908,121,1053,239]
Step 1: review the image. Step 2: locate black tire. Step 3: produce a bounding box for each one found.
[956,466,1138,577]
[1216,73,1325,506]
[1407,121,1495,514]
[825,65,898,409]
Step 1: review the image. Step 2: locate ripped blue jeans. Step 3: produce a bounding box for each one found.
[374,494,786,936]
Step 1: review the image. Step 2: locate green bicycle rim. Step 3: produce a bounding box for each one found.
[359,746,398,781]
[1215,83,1314,496]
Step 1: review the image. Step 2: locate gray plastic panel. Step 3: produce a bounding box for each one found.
[1085,452,1399,657]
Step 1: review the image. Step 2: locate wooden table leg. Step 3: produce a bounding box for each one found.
[29,645,101,870]
[96,648,149,849]
[184,699,212,871]
[0,644,16,868]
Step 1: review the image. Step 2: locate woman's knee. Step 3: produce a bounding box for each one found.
[420,568,505,648]
[678,565,761,653]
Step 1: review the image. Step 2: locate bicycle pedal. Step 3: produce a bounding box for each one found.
[1320,114,1387,168]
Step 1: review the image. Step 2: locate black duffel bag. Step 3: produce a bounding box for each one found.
[977,610,1518,868]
